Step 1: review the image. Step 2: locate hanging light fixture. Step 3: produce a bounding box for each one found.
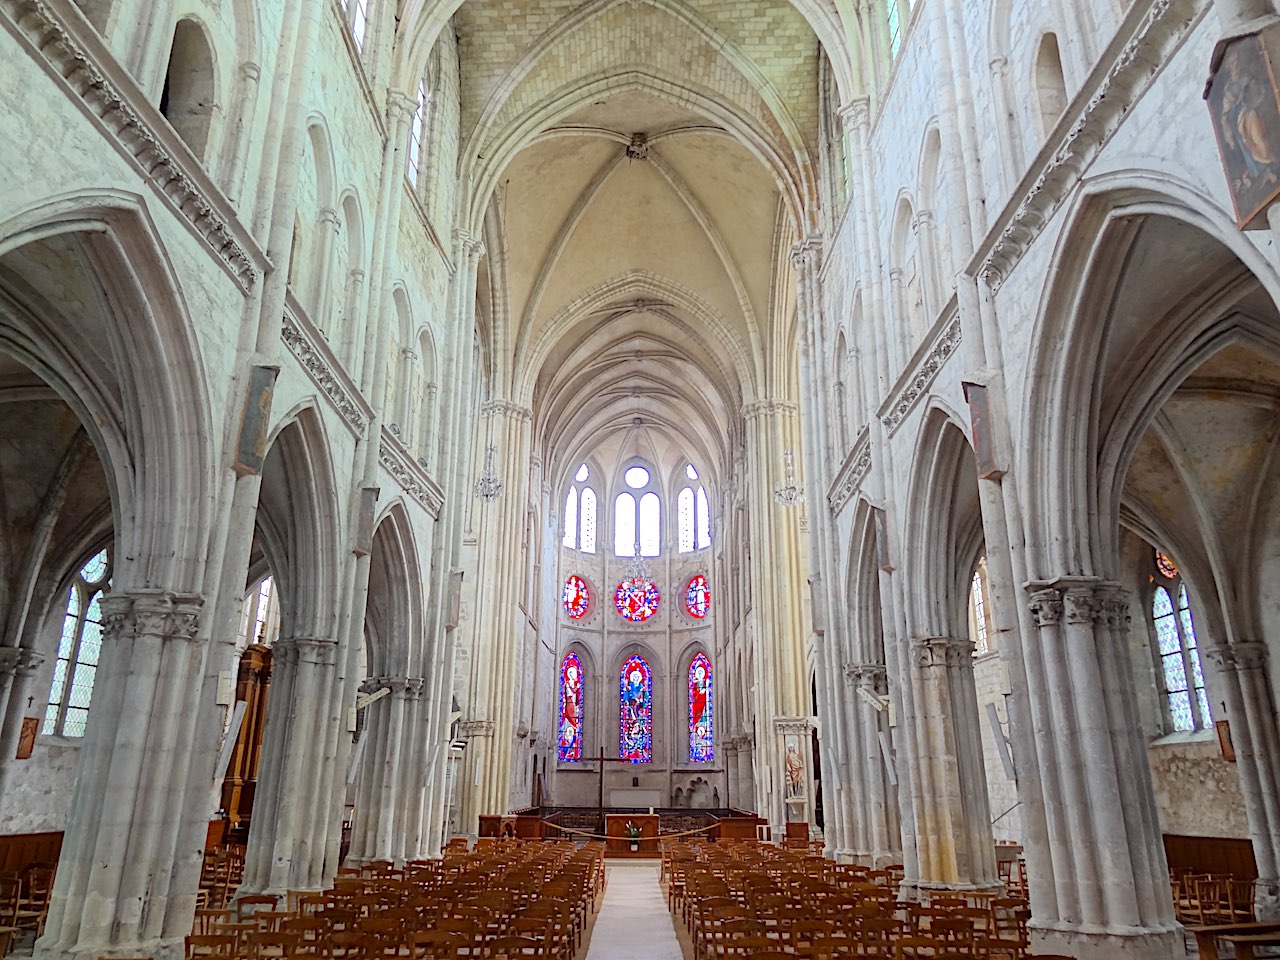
[774,449,804,507]
[474,444,504,502]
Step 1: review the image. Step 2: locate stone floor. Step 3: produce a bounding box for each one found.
[583,860,687,960]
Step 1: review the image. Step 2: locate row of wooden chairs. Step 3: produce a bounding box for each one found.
[0,860,55,936]
[664,839,1051,960]
[1171,870,1255,926]
[185,840,605,959]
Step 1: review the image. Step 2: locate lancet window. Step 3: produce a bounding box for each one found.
[614,464,660,557]
[563,463,597,553]
[43,548,112,738]
[677,464,711,553]
[559,653,584,762]
[619,655,653,763]
[689,653,714,762]
[1150,550,1211,733]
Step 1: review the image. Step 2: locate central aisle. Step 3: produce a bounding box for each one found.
[584,861,686,960]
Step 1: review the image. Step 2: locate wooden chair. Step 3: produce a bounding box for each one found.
[235,893,281,919]
[15,862,54,933]
[185,934,238,958]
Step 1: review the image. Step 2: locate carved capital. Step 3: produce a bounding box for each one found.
[844,662,888,694]
[276,636,339,666]
[1027,588,1064,628]
[837,98,869,131]
[453,230,486,262]
[913,636,973,668]
[789,236,823,273]
[100,592,204,646]
[1063,588,1103,625]
[1207,641,1268,673]
[773,716,815,737]
[0,647,44,677]
[318,207,341,228]
[459,719,495,739]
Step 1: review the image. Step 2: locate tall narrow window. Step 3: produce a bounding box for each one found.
[615,493,636,557]
[408,75,431,185]
[620,655,653,763]
[616,463,661,557]
[678,463,712,553]
[689,653,714,762]
[562,464,596,553]
[160,19,216,160]
[44,549,112,738]
[1150,550,1211,732]
[559,653,584,762]
[969,558,991,656]
[887,0,903,58]
[639,493,661,558]
[342,0,370,50]
[1034,33,1068,137]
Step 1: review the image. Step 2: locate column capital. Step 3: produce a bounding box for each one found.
[275,636,339,665]
[481,398,533,422]
[844,662,888,693]
[789,235,824,273]
[1206,641,1268,672]
[772,716,816,736]
[837,98,870,131]
[459,719,495,739]
[318,207,340,227]
[386,90,418,123]
[912,636,974,668]
[453,229,487,262]
[102,591,204,644]
[0,647,44,677]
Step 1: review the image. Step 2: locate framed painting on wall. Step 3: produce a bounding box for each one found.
[1207,31,1280,229]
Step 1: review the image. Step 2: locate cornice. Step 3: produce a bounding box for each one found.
[878,310,962,433]
[378,427,444,518]
[974,0,1208,291]
[2,0,266,291]
[827,426,871,514]
[280,304,373,436]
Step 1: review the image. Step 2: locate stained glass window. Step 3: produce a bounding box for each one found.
[1151,551,1212,733]
[559,653,584,762]
[689,653,714,762]
[563,575,590,620]
[1155,550,1179,580]
[44,548,112,738]
[615,578,661,623]
[620,655,653,763]
[686,575,711,619]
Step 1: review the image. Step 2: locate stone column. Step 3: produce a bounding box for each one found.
[310,208,340,328]
[846,663,901,867]
[904,635,996,891]
[36,591,206,960]
[0,647,45,797]
[349,675,427,863]
[1022,580,1182,959]
[241,636,341,895]
[1205,641,1280,917]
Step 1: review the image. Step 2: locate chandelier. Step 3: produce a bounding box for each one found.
[473,445,504,502]
[773,449,804,507]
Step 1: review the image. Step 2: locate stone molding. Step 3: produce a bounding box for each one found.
[827,427,871,514]
[976,0,1206,290]
[0,647,44,676]
[742,399,799,420]
[772,716,815,736]
[1,0,265,291]
[879,314,962,433]
[912,636,975,668]
[459,719,495,739]
[790,235,823,273]
[379,428,444,518]
[281,309,372,435]
[481,399,533,422]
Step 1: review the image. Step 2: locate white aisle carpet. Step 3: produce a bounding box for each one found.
[584,861,685,960]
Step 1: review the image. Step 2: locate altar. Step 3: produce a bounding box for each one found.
[604,813,659,857]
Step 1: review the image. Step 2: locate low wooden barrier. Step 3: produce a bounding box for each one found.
[0,831,62,875]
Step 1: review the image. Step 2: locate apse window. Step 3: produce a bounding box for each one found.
[1150,550,1211,733]
[678,463,712,553]
[615,464,660,557]
[407,74,431,185]
[43,548,112,738]
[563,463,597,553]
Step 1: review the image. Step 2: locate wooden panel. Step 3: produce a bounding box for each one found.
[1164,834,1257,880]
[605,813,658,854]
[0,832,62,876]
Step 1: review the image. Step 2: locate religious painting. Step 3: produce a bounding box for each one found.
[784,734,806,799]
[15,717,37,760]
[689,653,714,762]
[1208,33,1280,228]
[619,655,653,763]
[558,653,584,762]
[685,575,710,619]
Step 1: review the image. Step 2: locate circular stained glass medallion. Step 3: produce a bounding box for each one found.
[563,575,590,620]
[685,575,710,619]
[1155,550,1179,580]
[615,577,661,623]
